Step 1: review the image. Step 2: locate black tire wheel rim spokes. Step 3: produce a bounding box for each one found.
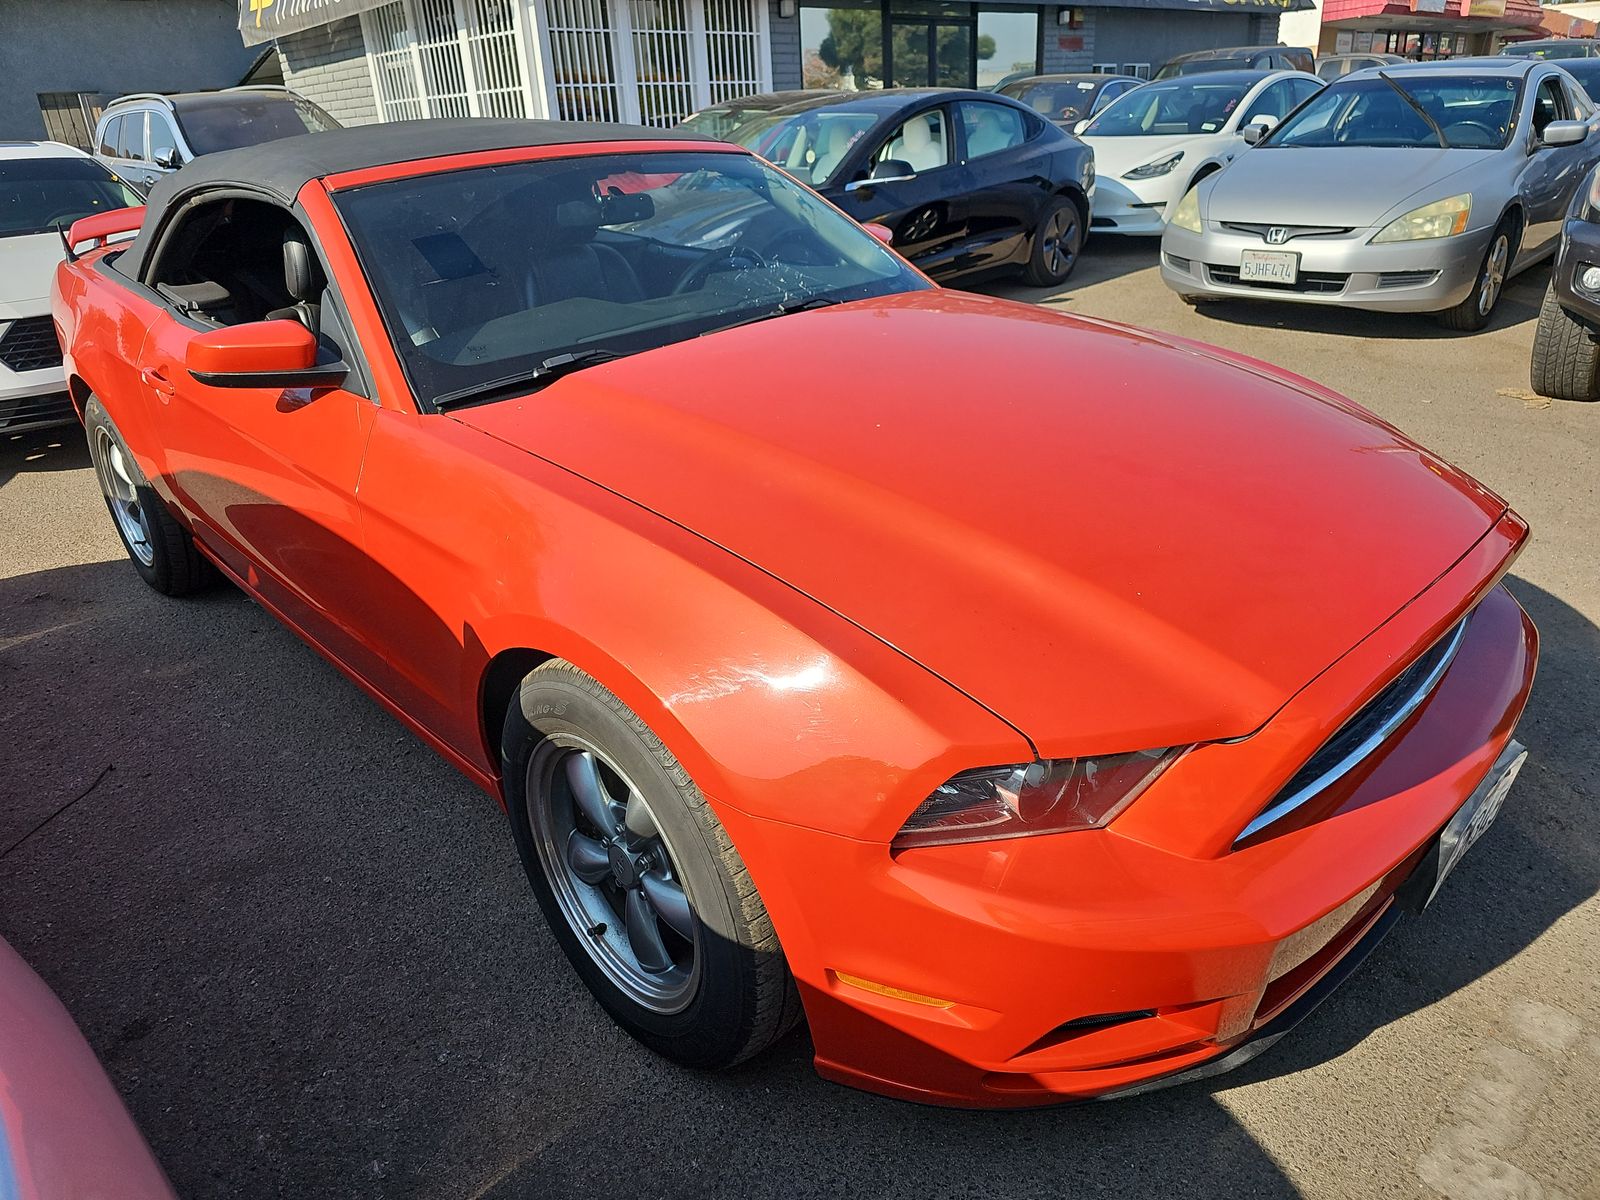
[1042,207,1077,279]
[530,738,700,1013]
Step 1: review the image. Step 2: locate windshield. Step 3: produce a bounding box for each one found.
[1266,74,1520,149]
[175,94,341,156]
[335,150,926,409]
[1502,42,1594,60]
[1086,78,1252,136]
[679,103,772,140]
[1000,79,1101,120]
[0,156,142,239]
[728,108,878,186]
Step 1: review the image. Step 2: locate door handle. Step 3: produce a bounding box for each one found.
[140,365,175,396]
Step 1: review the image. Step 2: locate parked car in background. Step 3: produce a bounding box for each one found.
[1079,70,1322,234]
[1154,45,1314,80]
[54,118,1538,1108]
[695,88,1095,286]
[677,89,812,140]
[1316,52,1406,80]
[1,935,175,1199]
[996,73,1143,127]
[1500,37,1600,60]
[1161,59,1600,330]
[1554,55,1600,100]
[93,86,340,194]
[1,142,141,436]
[1530,160,1600,399]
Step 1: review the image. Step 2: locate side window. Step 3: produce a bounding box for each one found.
[1569,79,1594,120]
[1241,81,1294,126]
[1090,81,1129,115]
[958,102,1028,160]
[1288,78,1323,108]
[873,109,951,173]
[1317,60,1342,81]
[116,112,146,161]
[149,114,179,165]
[1533,77,1570,137]
[98,115,121,158]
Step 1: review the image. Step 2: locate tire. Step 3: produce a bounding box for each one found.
[1438,217,1516,332]
[502,660,802,1069]
[1022,196,1084,287]
[1529,280,1600,401]
[83,397,210,596]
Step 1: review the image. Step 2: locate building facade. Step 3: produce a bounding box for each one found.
[258,0,1305,131]
[0,0,260,146]
[1314,0,1544,57]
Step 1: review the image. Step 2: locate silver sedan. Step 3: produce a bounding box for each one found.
[1160,58,1600,330]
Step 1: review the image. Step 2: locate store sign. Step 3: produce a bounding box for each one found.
[1461,0,1507,15]
[236,0,392,46]
[1412,0,1447,13]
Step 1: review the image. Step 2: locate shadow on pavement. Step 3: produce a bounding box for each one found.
[0,555,1591,1199]
[0,424,89,491]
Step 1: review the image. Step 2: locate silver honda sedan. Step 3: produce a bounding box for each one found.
[1161,58,1600,329]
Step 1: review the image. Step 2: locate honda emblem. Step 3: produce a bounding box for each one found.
[1265,227,1289,245]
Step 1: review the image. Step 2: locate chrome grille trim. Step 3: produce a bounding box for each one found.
[1235,615,1471,845]
[1220,222,1353,242]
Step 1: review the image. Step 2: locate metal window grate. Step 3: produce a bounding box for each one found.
[547,0,624,122]
[364,0,528,122]
[630,0,696,128]
[703,0,763,105]
[0,317,64,374]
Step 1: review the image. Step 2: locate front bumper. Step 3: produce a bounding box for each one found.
[1160,220,1492,313]
[720,570,1536,1107]
[1549,215,1600,327]
[0,309,74,434]
[1090,174,1181,236]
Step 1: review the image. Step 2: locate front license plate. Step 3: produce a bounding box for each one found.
[1239,249,1299,284]
[1421,741,1527,908]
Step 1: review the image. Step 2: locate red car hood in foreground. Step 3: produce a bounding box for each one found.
[453,292,1506,755]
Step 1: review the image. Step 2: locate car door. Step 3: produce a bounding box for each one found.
[829,105,968,272]
[115,112,160,195]
[1522,73,1592,254]
[132,197,384,680]
[947,99,1054,274]
[147,112,184,179]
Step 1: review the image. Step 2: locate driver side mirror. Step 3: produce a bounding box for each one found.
[1073,118,1090,136]
[862,222,894,245]
[1541,119,1588,148]
[1240,115,1278,145]
[155,148,183,170]
[187,319,347,390]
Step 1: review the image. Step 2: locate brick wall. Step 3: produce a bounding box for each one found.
[769,0,802,91]
[276,17,381,126]
[1041,5,1098,72]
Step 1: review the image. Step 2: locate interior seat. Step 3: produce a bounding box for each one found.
[810,121,857,181]
[529,199,645,306]
[265,227,325,333]
[893,115,947,172]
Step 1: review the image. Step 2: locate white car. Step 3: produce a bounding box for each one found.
[1079,70,1324,235]
[1,142,141,435]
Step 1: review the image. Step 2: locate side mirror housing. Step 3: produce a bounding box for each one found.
[1541,119,1588,148]
[1240,115,1278,145]
[186,319,346,390]
[155,148,183,170]
[1073,118,1090,136]
[862,222,894,245]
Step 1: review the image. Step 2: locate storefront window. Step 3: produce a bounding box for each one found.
[802,0,884,89]
[976,9,1039,89]
[801,1,1039,91]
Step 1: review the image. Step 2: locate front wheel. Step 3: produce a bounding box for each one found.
[1529,280,1600,401]
[1022,197,1083,287]
[1438,219,1514,332]
[502,661,802,1069]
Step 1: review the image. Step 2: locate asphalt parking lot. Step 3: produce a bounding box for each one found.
[3,239,1597,1200]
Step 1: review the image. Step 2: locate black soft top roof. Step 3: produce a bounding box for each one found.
[122,118,711,278]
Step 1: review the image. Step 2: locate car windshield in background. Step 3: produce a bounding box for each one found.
[0,157,142,238]
[335,150,927,409]
[175,95,340,156]
[727,110,878,186]
[1000,79,1101,120]
[1089,79,1252,136]
[678,104,771,140]
[1501,42,1594,60]
[1267,74,1519,149]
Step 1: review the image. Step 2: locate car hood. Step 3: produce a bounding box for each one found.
[1203,146,1496,228]
[1086,134,1215,178]
[451,292,1506,755]
[0,232,67,310]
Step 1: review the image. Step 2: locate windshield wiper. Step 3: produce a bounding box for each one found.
[1377,71,1450,149]
[698,295,842,339]
[433,349,626,410]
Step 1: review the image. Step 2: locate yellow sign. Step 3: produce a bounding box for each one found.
[250,0,273,26]
[1462,0,1507,15]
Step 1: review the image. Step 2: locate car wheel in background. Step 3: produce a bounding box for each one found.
[1529,281,1600,401]
[84,397,211,595]
[502,660,802,1068]
[1022,197,1083,287]
[1438,217,1516,332]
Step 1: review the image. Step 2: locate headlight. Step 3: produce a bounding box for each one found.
[891,748,1185,850]
[1123,152,1184,180]
[1169,186,1202,233]
[1371,193,1472,243]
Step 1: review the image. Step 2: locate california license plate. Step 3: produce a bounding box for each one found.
[1239,249,1299,284]
[1420,741,1526,908]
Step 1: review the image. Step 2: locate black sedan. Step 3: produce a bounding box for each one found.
[682,88,1095,287]
[996,73,1143,129]
[1531,159,1600,401]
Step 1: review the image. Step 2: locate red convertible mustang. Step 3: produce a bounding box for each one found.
[54,121,1536,1107]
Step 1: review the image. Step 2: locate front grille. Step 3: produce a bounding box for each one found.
[1206,264,1349,294]
[0,316,64,373]
[0,390,76,432]
[1378,270,1439,289]
[1221,222,1353,243]
[1236,614,1470,845]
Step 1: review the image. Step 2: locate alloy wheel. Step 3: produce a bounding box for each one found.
[1478,233,1509,318]
[92,427,155,566]
[528,737,700,1013]
[1041,207,1079,278]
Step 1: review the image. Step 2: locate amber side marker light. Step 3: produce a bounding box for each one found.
[834,971,956,1009]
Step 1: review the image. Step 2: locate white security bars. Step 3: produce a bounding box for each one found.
[362,0,533,120]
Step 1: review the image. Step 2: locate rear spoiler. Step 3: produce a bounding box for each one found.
[60,206,146,262]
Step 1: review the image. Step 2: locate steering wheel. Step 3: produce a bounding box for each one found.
[1442,120,1499,147]
[672,245,769,294]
